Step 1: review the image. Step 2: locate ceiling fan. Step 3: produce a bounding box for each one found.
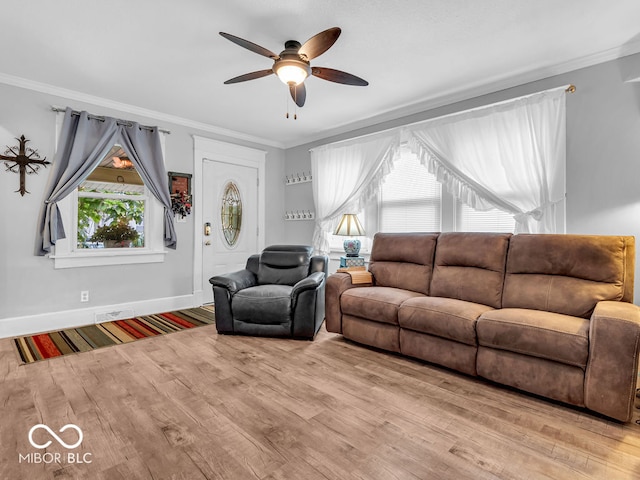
[219,27,368,108]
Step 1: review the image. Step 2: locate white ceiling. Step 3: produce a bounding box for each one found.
[2,0,640,149]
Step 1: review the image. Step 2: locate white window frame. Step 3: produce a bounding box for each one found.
[50,113,167,269]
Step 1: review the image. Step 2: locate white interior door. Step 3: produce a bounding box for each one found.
[202,159,259,304]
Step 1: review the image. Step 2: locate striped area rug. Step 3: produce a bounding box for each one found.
[12,306,215,365]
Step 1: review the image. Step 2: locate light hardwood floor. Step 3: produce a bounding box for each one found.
[1,323,640,480]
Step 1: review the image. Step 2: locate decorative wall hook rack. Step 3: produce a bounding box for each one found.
[284,210,315,221]
[1,135,50,196]
[285,172,312,185]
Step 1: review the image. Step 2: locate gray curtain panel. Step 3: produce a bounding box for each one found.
[35,107,177,255]
[35,108,119,255]
[119,122,176,249]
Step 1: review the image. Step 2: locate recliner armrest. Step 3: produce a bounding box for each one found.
[209,269,257,294]
[291,272,325,298]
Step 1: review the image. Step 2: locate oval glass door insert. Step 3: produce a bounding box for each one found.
[221,181,242,246]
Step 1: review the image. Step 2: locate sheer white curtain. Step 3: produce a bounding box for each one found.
[311,132,400,254]
[405,86,567,233]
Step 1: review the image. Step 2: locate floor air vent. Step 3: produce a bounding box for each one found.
[95,308,135,323]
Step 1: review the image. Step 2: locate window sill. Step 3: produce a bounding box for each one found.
[51,249,167,269]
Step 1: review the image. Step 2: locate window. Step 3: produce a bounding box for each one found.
[455,201,515,233]
[375,149,515,236]
[379,152,441,232]
[328,148,516,253]
[51,115,167,268]
[77,146,147,250]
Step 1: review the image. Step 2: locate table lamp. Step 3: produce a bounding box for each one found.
[333,213,366,257]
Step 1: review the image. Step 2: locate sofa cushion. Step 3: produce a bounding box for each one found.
[503,234,634,318]
[476,308,590,368]
[341,287,424,325]
[430,232,511,309]
[398,296,494,346]
[232,285,292,325]
[369,233,439,295]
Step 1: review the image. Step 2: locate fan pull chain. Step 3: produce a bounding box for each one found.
[285,91,289,119]
[284,86,299,120]
[285,92,289,119]
[293,87,298,120]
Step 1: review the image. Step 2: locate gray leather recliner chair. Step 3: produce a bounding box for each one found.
[209,245,328,339]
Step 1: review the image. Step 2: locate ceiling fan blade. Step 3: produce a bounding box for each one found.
[219,32,279,59]
[224,69,274,84]
[311,67,368,86]
[289,83,306,107]
[298,27,341,60]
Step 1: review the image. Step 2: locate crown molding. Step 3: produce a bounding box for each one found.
[3,37,640,152]
[0,72,285,150]
[282,40,640,149]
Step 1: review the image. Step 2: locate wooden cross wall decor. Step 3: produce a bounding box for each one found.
[1,135,50,196]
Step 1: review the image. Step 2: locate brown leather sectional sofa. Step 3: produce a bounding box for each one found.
[325,232,640,421]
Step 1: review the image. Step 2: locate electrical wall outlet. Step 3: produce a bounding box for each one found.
[80,291,89,302]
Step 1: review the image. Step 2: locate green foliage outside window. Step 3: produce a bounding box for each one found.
[77,197,145,248]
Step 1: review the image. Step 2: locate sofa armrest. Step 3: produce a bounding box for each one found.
[585,300,640,422]
[325,272,373,334]
[209,269,257,294]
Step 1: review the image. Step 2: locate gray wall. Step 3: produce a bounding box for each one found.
[0,82,285,320]
[3,51,639,323]
[284,53,640,301]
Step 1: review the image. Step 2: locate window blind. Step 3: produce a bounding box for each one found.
[379,154,441,232]
[456,202,515,232]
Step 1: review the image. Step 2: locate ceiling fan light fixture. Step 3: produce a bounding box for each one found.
[274,60,310,86]
[220,28,367,109]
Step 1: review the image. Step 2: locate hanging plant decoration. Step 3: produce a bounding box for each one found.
[168,171,192,219]
[171,189,192,218]
[1,135,50,196]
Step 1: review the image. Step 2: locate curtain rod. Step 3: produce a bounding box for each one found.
[51,106,171,134]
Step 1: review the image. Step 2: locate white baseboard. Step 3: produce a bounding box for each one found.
[0,294,199,339]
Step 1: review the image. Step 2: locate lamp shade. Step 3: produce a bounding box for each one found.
[333,214,365,236]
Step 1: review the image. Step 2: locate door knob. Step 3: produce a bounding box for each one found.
[205,241,211,246]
